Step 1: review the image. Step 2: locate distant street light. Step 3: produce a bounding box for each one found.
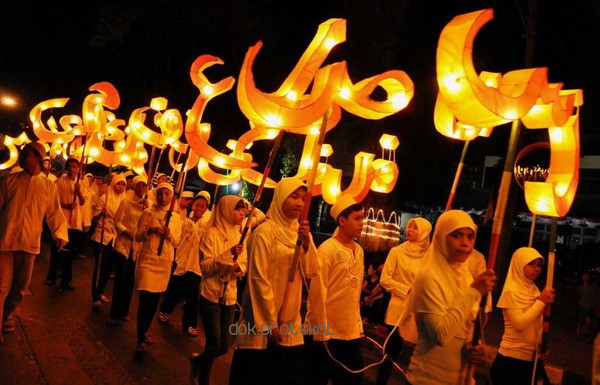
[1,95,17,107]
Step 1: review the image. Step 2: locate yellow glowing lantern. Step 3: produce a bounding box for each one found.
[184,55,256,170]
[30,98,76,144]
[0,132,31,170]
[320,144,333,159]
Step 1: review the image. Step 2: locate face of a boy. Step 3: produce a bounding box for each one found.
[340,210,364,239]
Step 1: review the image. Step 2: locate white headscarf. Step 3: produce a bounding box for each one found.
[399,217,432,259]
[410,210,477,316]
[497,247,543,309]
[106,173,126,213]
[206,195,244,244]
[265,177,307,248]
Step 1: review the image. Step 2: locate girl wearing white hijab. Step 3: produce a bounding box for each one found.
[228,178,318,385]
[376,217,432,385]
[133,182,181,356]
[189,195,247,385]
[490,247,555,385]
[91,173,127,309]
[406,210,496,385]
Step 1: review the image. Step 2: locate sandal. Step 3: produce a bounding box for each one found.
[185,327,199,338]
[2,321,17,333]
[157,312,168,323]
[100,294,110,303]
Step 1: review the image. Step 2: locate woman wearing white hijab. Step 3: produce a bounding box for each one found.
[228,178,318,385]
[91,173,127,309]
[133,182,181,356]
[490,247,555,385]
[376,217,432,385]
[406,210,496,385]
[189,195,247,385]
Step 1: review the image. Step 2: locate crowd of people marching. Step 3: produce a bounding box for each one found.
[1,141,587,385]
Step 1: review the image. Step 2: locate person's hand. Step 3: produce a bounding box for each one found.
[74,182,81,193]
[142,199,149,209]
[55,238,68,251]
[468,344,487,364]
[101,207,107,216]
[538,349,551,362]
[149,226,164,235]
[231,244,244,257]
[539,288,555,305]
[123,230,134,239]
[298,220,310,247]
[233,261,241,273]
[69,202,77,210]
[471,269,497,295]
[269,325,283,344]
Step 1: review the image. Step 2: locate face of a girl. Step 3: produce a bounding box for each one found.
[523,258,543,281]
[233,206,246,226]
[445,227,476,264]
[405,220,419,242]
[156,188,172,207]
[113,181,127,194]
[192,198,208,218]
[281,187,306,219]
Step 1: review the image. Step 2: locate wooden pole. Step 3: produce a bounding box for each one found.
[278,113,328,324]
[445,140,470,211]
[528,214,538,247]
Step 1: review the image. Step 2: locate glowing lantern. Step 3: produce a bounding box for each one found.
[0,132,31,170]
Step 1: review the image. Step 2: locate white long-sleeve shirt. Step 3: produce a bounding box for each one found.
[498,299,545,361]
[380,245,426,326]
[113,195,145,259]
[174,217,205,277]
[0,171,68,254]
[55,174,91,231]
[236,221,318,349]
[199,227,247,305]
[305,237,364,341]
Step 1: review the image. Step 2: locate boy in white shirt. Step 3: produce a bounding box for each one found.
[305,194,365,385]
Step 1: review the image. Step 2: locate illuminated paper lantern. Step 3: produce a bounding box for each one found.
[129,97,183,149]
[0,132,31,170]
[30,98,76,144]
[184,55,256,170]
[525,112,580,217]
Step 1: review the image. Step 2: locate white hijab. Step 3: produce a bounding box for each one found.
[497,247,543,309]
[106,173,126,214]
[265,177,307,248]
[206,195,244,245]
[399,217,432,259]
[410,210,477,316]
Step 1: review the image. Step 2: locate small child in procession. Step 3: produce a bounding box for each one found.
[157,192,205,337]
[228,178,319,385]
[189,195,248,385]
[133,183,181,357]
[304,194,366,385]
[490,247,555,385]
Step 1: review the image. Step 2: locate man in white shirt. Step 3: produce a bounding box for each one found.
[44,157,90,291]
[0,142,68,342]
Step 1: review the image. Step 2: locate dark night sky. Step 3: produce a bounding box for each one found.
[1,0,598,211]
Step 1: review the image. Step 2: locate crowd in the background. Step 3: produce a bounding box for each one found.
[1,142,598,385]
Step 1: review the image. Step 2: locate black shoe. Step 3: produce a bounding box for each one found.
[43,279,55,286]
[189,353,201,385]
[59,283,75,291]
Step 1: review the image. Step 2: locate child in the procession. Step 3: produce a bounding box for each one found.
[107,175,148,324]
[90,173,127,310]
[177,191,194,219]
[376,217,432,385]
[133,183,181,356]
[406,210,496,385]
[228,178,318,385]
[157,192,205,337]
[44,157,90,291]
[304,194,366,385]
[490,247,555,385]
[189,195,247,385]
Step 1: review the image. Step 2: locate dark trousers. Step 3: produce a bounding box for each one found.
[136,290,161,344]
[47,229,83,286]
[490,353,550,385]
[159,272,201,329]
[376,327,404,385]
[91,240,114,302]
[109,251,135,319]
[194,295,235,385]
[306,336,363,385]
[229,344,307,385]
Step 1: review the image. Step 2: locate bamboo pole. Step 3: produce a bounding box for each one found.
[445,140,470,211]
